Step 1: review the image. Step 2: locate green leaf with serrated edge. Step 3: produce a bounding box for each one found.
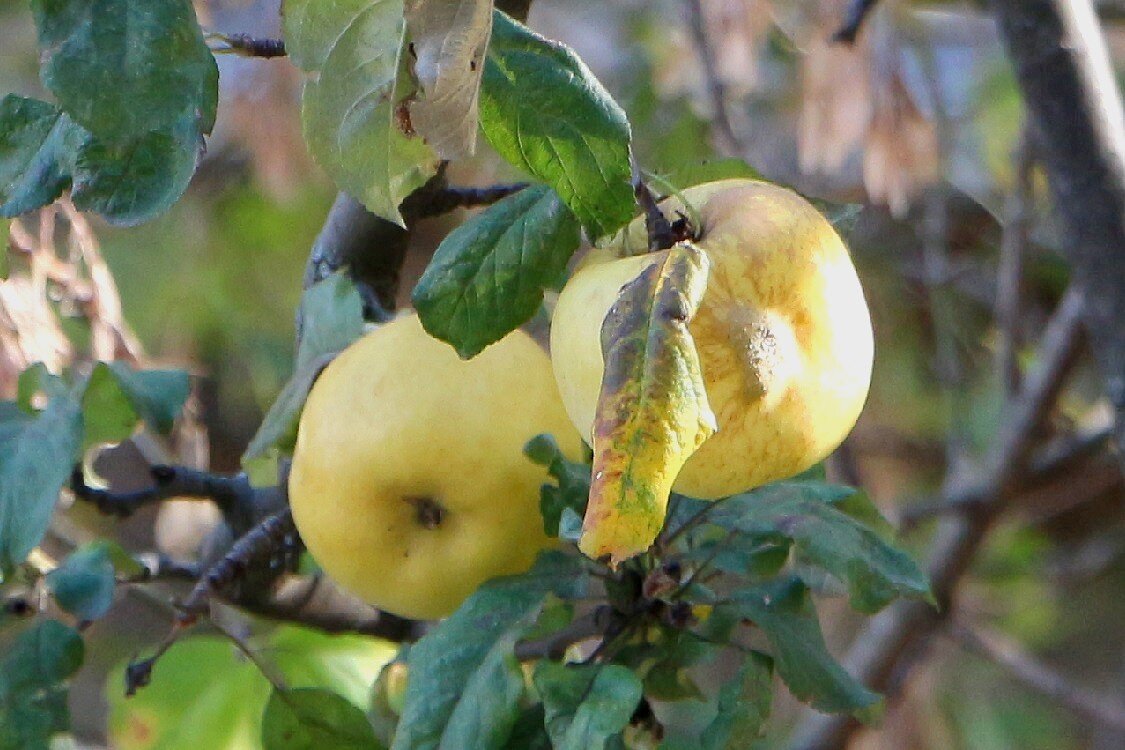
[0,96,81,217]
[262,687,382,750]
[705,482,931,613]
[70,113,202,226]
[700,651,773,750]
[404,0,493,158]
[393,551,585,750]
[30,0,217,142]
[0,95,202,224]
[581,242,715,564]
[45,542,116,621]
[720,577,881,719]
[439,631,526,749]
[286,0,438,225]
[0,393,82,571]
[480,11,633,238]
[413,184,580,358]
[243,273,365,466]
[0,620,83,750]
[525,433,590,537]
[533,662,642,750]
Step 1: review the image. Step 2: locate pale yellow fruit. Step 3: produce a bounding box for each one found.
[289,312,582,620]
[550,179,873,499]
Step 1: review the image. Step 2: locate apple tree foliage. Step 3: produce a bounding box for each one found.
[0,1,931,748]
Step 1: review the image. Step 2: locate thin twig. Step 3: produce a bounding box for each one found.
[995,125,1036,395]
[951,622,1125,733]
[403,183,529,220]
[71,464,262,534]
[514,606,619,660]
[177,508,298,622]
[683,0,746,156]
[790,285,1086,750]
[207,32,286,58]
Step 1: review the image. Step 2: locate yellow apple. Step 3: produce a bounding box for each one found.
[550,179,873,500]
[288,312,582,620]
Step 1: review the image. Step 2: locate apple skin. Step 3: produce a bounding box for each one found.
[550,179,874,499]
[289,312,582,620]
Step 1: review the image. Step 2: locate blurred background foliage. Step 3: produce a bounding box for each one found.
[1,0,1123,748]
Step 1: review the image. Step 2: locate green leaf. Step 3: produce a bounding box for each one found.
[582,242,715,564]
[44,542,116,621]
[262,688,382,750]
[70,113,203,226]
[0,96,80,217]
[533,662,642,750]
[480,11,633,238]
[0,620,84,750]
[243,272,366,467]
[393,552,585,750]
[708,482,931,613]
[286,0,439,225]
[525,433,590,538]
[721,578,881,718]
[700,652,772,749]
[0,393,82,571]
[0,219,8,279]
[109,630,394,750]
[437,632,526,749]
[0,95,202,224]
[404,0,492,158]
[81,362,189,446]
[504,706,552,750]
[17,362,67,413]
[106,362,190,435]
[414,184,580,358]
[30,0,217,141]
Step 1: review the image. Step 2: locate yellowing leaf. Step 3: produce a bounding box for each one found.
[580,242,716,564]
[405,0,494,159]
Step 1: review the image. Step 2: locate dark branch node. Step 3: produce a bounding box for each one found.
[211,33,286,58]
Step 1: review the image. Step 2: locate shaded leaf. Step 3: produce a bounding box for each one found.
[504,705,552,750]
[286,0,438,225]
[533,662,642,750]
[30,0,217,141]
[0,620,84,750]
[414,184,580,358]
[70,113,203,226]
[721,578,881,718]
[106,362,190,435]
[45,542,117,621]
[394,552,585,750]
[80,363,137,446]
[480,11,633,238]
[243,272,365,467]
[707,482,931,612]
[581,242,715,564]
[0,393,82,571]
[404,0,493,158]
[262,687,382,750]
[657,158,762,193]
[700,652,772,749]
[525,433,590,538]
[0,96,80,217]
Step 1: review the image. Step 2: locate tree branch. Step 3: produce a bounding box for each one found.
[991,0,1125,469]
[207,32,286,58]
[951,622,1125,733]
[789,285,1086,750]
[683,0,746,156]
[71,464,266,535]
